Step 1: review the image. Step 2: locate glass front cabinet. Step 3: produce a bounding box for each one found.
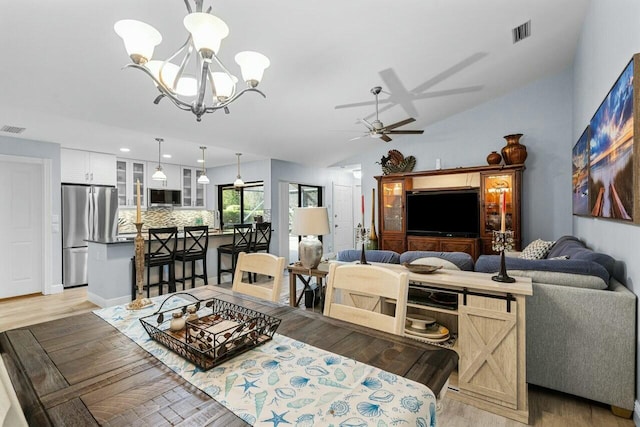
[480,169,522,254]
[181,167,206,208]
[377,177,407,253]
[116,159,146,208]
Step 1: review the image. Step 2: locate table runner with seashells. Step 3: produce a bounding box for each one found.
[94,297,436,427]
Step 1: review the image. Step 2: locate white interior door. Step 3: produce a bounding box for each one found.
[333,184,354,253]
[0,160,43,298]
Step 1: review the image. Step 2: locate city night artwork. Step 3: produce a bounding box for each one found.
[572,126,590,216]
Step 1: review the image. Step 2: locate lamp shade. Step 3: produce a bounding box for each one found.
[211,72,238,100]
[292,207,330,236]
[197,174,210,184]
[145,61,197,96]
[152,167,167,181]
[114,20,162,64]
[183,13,229,56]
[234,51,270,86]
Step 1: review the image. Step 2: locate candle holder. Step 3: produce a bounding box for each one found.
[356,224,370,265]
[491,230,516,283]
[126,222,153,310]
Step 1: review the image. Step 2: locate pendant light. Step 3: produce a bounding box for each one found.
[152,138,167,181]
[233,153,244,189]
[197,146,210,185]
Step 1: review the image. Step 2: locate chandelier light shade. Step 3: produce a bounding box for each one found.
[197,146,210,185]
[233,153,244,189]
[152,138,167,181]
[114,1,270,122]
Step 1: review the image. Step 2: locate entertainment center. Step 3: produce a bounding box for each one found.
[375,164,524,259]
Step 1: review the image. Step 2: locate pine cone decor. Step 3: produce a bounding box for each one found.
[377,149,416,175]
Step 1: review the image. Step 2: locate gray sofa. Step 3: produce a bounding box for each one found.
[475,236,636,412]
[336,249,474,271]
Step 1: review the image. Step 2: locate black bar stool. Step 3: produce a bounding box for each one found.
[251,222,272,253]
[217,224,253,284]
[175,225,209,289]
[144,227,178,297]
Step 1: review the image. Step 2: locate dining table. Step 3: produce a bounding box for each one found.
[0,286,458,426]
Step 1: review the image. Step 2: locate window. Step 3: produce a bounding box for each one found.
[219,182,265,229]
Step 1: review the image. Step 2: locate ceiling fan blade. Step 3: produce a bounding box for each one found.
[348,134,368,141]
[358,118,374,131]
[383,117,416,130]
[380,134,392,142]
[335,100,377,109]
[386,130,424,134]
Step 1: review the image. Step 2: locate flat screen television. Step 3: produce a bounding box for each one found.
[406,190,480,237]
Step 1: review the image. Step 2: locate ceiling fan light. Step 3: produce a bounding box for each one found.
[114,20,162,64]
[211,72,238,100]
[183,13,229,58]
[233,177,245,188]
[152,167,167,181]
[235,51,270,87]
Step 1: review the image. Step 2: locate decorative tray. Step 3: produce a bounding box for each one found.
[402,262,443,274]
[140,293,281,370]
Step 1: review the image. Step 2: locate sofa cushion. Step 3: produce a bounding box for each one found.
[336,249,400,264]
[475,255,610,286]
[506,270,607,290]
[545,235,615,275]
[519,239,555,260]
[400,251,474,271]
[409,257,461,271]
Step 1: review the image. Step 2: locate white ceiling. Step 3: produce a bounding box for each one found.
[0,0,588,168]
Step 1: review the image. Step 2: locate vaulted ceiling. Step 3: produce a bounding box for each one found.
[0,0,589,168]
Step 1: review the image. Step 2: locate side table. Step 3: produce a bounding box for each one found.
[287,262,330,308]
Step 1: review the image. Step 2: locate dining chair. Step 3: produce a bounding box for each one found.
[217,224,253,283]
[231,252,285,302]
[323,263,409,334]
[144,227,178,297]
[175,225,209,290]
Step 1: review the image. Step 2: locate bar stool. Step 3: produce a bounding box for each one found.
[175,225,209,289]
[217,224,253,284]
[144,227,178,297]
[250,222,272,281]
[251,222,272,253]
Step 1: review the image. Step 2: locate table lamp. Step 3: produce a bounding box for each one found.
[292,207,330,269]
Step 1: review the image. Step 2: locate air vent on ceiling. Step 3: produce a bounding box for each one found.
[512,20,531,44]
[1,125,26,134]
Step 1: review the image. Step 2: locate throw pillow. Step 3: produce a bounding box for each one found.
[519,239,555,260]
[410,257,461,271]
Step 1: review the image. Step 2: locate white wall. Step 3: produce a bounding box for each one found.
[0,135,62,287]
[571,0,640,412]
[343,68,574,245]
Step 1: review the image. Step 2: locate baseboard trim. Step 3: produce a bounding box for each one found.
[87,292,131,309]
[633,400,639,426]
[48,284,64,295]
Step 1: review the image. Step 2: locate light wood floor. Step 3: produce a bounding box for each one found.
[0,286,634,426]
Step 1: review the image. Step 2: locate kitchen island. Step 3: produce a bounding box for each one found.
[86,230,233,307]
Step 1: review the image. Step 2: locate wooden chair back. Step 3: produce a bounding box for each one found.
[323,263,409,335]
[232,223,254,251]
[147,227,178,262]
[232,252,286,302]
[252,222,272,252]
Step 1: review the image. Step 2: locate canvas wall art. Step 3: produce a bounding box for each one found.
[572,127,590,216]
[588,58,634,221]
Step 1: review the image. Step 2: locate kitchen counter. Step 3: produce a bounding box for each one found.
[86,231,234,307]
[86,229,233,245]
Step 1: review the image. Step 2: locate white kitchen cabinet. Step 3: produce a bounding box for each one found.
[61,148,116,186]
[181,167,206,207]
[116,159,147,207]
[147,163,181,190]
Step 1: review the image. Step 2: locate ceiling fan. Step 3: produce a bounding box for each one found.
[351,87,424,142]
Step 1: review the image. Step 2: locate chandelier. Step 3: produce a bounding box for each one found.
[114,0,270,121]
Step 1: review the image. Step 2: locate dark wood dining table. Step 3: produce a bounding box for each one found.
[0,286,458,426]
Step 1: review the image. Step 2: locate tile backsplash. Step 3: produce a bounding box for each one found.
[118,208,217,234]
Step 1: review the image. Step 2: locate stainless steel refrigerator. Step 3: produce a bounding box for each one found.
[62,184,118,287]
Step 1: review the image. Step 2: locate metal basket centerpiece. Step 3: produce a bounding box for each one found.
[140,293,281,370]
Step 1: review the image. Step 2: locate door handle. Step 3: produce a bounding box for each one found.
[90,172,94,181]
[85,172,89,181]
